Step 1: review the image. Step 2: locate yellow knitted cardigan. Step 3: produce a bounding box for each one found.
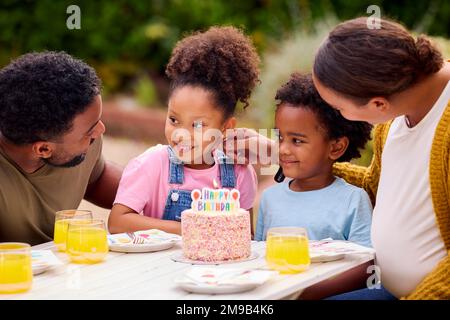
[333,101,450,300]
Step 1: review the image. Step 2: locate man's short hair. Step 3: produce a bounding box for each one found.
[0,51,101,144]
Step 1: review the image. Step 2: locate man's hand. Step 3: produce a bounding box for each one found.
[84,160,123,209]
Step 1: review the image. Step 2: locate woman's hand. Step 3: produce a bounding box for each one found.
[223,128,277,165]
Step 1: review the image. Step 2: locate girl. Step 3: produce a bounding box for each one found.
[312,17,450,300]
[255,73,373,247]
[108,26,260,235]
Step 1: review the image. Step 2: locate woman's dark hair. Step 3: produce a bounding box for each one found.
[165,26,260,119]
[275,73,373,162]
[0,51,101,145]
[313,17,444,104]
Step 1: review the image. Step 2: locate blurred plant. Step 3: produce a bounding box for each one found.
[133,75,159,108]
[93,61,141,96]
[432,36,450,57]
[1,0,448,95]
[144,21,171,40]
[249,18,336,128]
[352,140,373,167]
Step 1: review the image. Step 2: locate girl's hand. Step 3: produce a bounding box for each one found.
[223,128,277,165]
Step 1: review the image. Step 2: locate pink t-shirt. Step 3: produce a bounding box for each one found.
[114,145,258,218]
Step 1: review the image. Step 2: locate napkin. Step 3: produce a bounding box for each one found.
[108,229,181,245]
[178,267,278,286]
[309,239,375,255]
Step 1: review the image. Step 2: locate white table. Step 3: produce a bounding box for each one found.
[1,241,374,300]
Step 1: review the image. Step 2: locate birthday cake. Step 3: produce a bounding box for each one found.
[181,188,251,262]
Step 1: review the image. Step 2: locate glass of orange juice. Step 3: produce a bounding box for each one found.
[0,243,33,294]
[266,227,310,274]
[66,219,109,264]
[54,209,93,252]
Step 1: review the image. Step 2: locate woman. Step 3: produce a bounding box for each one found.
[230,17,450,299]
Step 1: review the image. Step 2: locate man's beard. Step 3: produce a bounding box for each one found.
[43,153,86,168]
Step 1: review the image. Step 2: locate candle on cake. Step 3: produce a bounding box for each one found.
[190,188,240,213]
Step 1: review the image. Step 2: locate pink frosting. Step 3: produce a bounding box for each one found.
[181,209,251,262]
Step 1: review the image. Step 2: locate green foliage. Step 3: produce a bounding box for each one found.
[433,36,450,57]
[353,140,373,167]
[249,19,336,128]
[134,75,159,108]
[1,0,449,95]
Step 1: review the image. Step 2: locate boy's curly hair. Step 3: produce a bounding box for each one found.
[0,51,101,145]
[165,26,260,119]
[275,73,372,162]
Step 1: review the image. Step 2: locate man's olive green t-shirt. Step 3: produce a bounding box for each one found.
[0,138,104,245]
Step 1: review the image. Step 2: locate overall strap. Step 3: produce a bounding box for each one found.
[216,149,236,188]
[167,146,184,184]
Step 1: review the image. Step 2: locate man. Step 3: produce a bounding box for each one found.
[0,51,122,245]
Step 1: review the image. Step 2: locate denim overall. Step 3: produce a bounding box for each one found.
[162,146,236,221]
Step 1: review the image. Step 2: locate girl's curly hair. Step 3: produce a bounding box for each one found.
[166,26,260,119]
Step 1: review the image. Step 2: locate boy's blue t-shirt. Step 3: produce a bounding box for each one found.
[255,177,373,247]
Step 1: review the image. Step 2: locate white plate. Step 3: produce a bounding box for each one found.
[32,262,50,275]
[310,252,345,263]
[109,241,176,253]
[175,278,259,295]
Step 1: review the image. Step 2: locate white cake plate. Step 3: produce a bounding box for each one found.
[171,252,259,265]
